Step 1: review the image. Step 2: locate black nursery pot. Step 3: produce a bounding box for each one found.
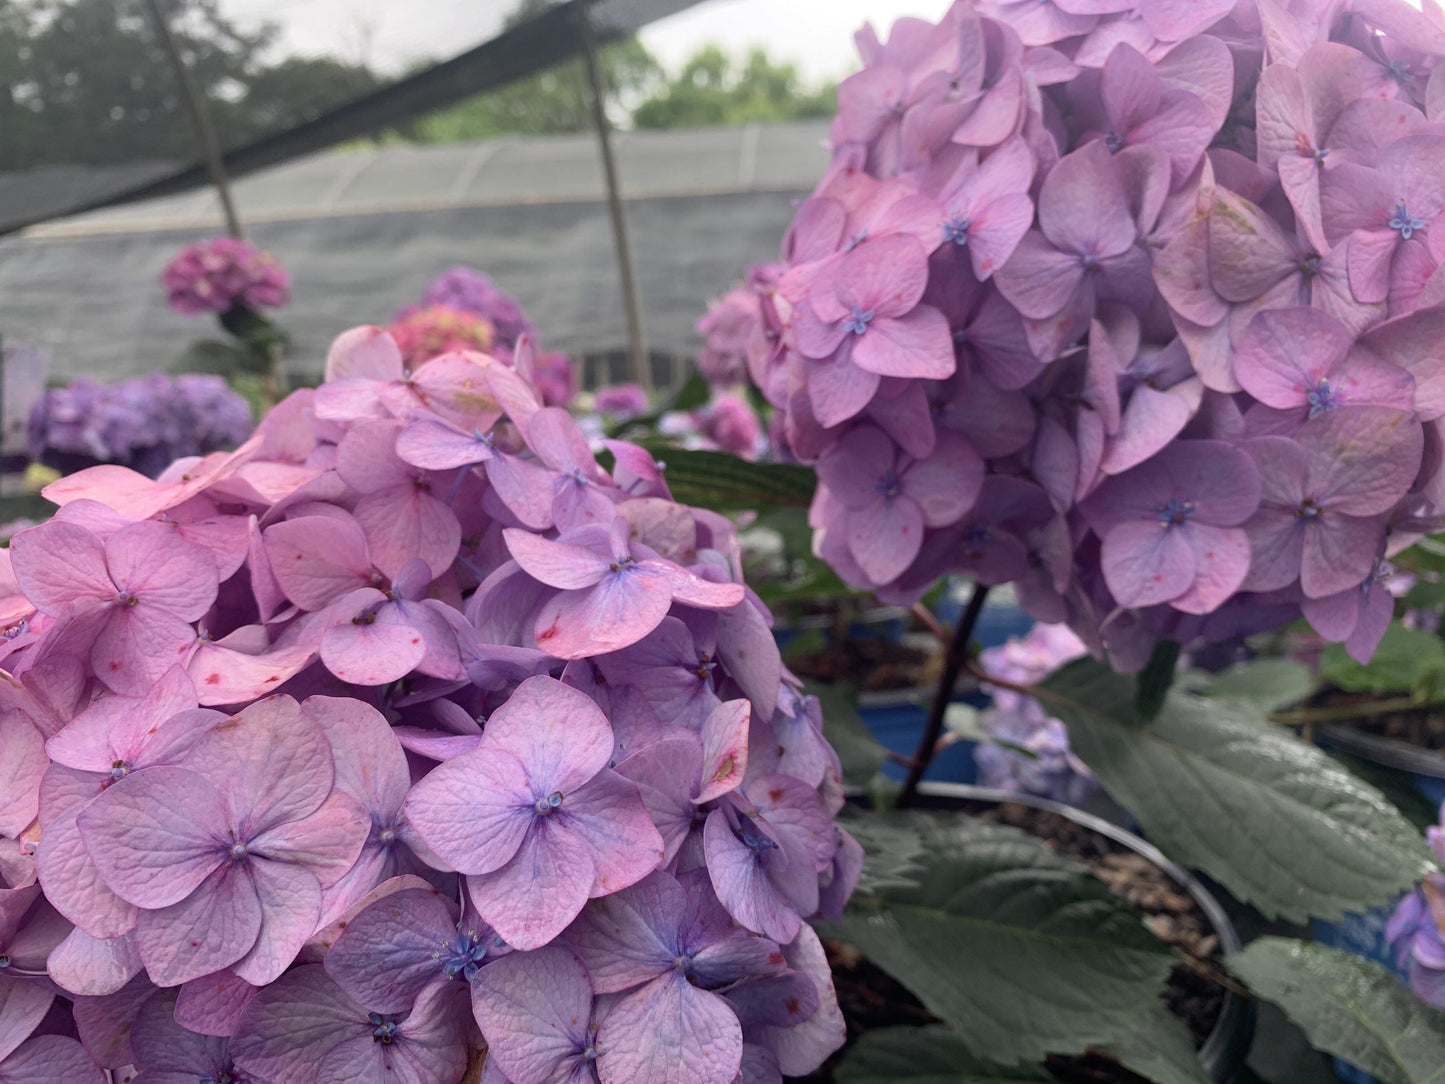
[851,782,1256,1083]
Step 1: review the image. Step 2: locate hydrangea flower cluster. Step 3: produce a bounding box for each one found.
[1387,809,1445,1006]
[162,237,290,316]
[697,266,782,388]
[973,621,1096,805]
[0,324,853,1083]
[396,267,577,407]
[28,373,254,479]
[386,304,497,369]
[735,0,1445,669]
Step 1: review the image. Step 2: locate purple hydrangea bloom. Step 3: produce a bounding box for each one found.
[162,237,290,315]
[1388,814,1445,1008]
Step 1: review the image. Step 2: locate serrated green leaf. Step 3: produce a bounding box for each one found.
[1099,1005,1211,1084]
[1038,658,1437,923]
[831,814,1174,1066]
[1200,658,1315,713]
[647,446,816,510]
[835,1027,1052,1083]
[803,680,888,788]
[1320,625,1445,694]
[1230,938,1445,1084]
[1327,751,1442,832]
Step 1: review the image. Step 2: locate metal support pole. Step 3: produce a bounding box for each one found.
[143,0,244,240]
[574,0,650,390]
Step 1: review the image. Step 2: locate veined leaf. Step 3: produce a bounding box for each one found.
[1231,938,1445,1084]
[828,814,1173,1066]
[835,1027,1052,1083]
[1038,659,1437,923]
[648,446,816,510]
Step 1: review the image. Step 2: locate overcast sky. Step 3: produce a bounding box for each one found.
[219,0,956,81]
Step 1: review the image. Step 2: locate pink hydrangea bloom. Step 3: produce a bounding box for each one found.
[385,305,496,369]
[162,237,290,316]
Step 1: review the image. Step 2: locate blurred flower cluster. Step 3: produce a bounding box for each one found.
[27,373,254,478]
[973,622,1096,805]
[0,321,853,1082]
[723,0,1445,670]
[162,237,290,316]
[1388,811,1445,1006]
[396,267,576,406]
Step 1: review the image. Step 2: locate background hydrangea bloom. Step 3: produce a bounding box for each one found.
[162,237,290,316]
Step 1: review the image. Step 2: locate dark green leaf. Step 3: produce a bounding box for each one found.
[1230,938,1445,1084]
[1197,658,1315,713]
[1098,1005,1211,1084]
[835,1027,1052,1083]
[669,371,711,412]
[1319,626,1445,695]
[649,447,816,510]
[1135,639,1181,720]
[1039,658,1437,922]
[1326,751,1442,832]
[803,680,888,789]
[831,813,1174,1065]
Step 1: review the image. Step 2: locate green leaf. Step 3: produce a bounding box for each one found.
[1038,658,1437,922]
[943,703,990,743]
[835,1027,1053,1083]
[1135,639,1181,720]
[1319,625,1445,695]
[1196,658,1315,713]
[649,447,816,510]
[803,680,888,788]
[1327,751,1443,832]
[1098,1006,1211,1084]
[830,813,1174,1066]
[1230,938,1445,1084]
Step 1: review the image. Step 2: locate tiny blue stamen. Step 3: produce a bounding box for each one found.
[583,1045,599,1062]
[844,228,869,251]
[377,827,397,846]
[228,843,248,861]
[1295,499,1323,521]
[1104,130,1124,153]
[673,953,693,974]
[1388,59,1415,85]
[1389,201,1427,240]
[369,1012,399,1045]
[1300,253,1322,277]
[1158,497,1196,528]
[114,590,138,608]
[875,469,902,499]
[943,214,972,245]
[535,791,564,815]
[0,954,10,969]
[438,926,489,981]
[1306,379,1340,419]
[1,618,27,641]
[842,306,875,336]
[110,760,129,782]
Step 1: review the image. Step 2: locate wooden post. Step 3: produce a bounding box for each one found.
[574,0,650,390]
[143,0,244,240]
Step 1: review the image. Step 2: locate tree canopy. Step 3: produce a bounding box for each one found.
[631,46,835,130]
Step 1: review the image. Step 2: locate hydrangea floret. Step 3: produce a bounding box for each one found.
[0,323,854,1082]
[729,0,1445,669]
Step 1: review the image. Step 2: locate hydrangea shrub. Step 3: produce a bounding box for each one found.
[162,238,290,317]
[733,0,1445,670]
[0,325,854,1082]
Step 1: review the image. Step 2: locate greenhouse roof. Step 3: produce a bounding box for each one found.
[0,122,829,385]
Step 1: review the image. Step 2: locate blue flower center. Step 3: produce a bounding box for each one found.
[110,760,129,782]
[1104,130,1124,153]
[0,954,10,969]
[844,228,869,252]
[1157,497,1196,528]
[228,842,248,861]
[735,815,778,855]
[1299,253,1322,277]
[436,926,489,981]
[369,1012,399,1045]
[535,791,564,816]
[943,214,972,245]
[114,590,139,608]
[1306,379,1340,418]
[1295,499,1323,521]
[377,826,397,847]
[1389,201,1427,240]
[1388,59,1415,85]
[843,306,875,336]
[875,469,902,499]
[1,618,27,641]
[200,1073,234,1084]
[607,555,635,574]
[583,1045,599,1062]
[673,953,694,974]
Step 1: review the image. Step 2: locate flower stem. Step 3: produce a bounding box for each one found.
[897,581,989,809]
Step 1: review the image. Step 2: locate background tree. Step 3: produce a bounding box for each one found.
[407,0,663,141]
[630,45,835,130]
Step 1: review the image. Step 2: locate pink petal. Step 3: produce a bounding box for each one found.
[320,608,427,686]
[403,747,533,875]
[995,231,1085,319]
[77,766,227,909]
[533,571,674,659]
[852,306,956,379]
[8,522,111,615]
[484,677,613,796]
[847,496,924,585]
[697,700,750,804]
[353,487,460,580]
[36,806,138,940]
[470,945,594,1083]
[248,791,370,887]
[1301,514,1387,599]
[90,604,198,696]
[263,516,374,612]
[1100,520,1197,608]
[556,771,665,897]
[466,820,594,951]
[135,863,262,986]
[502,530,609,590]
[105,522,217,620]
[0,1035,104,1084]
[597,974,742,1084]
[324,886,456,1013]
[230,861,321,986]
[45,927,142,998]
[325,326,404,383]
[1168,524,1252,614]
